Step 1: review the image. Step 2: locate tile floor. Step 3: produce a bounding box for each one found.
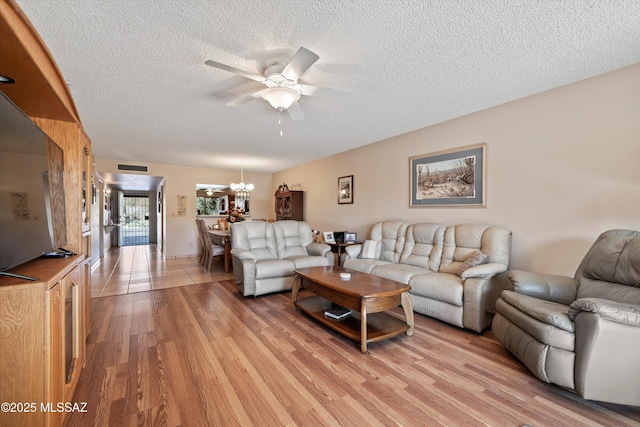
[90,244,233,298]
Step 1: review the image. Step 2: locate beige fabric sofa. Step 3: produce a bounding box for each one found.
[492,229,640,406]
[342,220,512,332]
[230,220,333,297]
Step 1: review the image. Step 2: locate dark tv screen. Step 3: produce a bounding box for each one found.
[0,90,66,272]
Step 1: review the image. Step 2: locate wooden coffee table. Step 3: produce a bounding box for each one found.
[291,266,414,353]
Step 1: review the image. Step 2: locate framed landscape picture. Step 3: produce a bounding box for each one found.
[409,143,486,207]
[338,175,353,204]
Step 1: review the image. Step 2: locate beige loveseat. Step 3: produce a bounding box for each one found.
[230,220,333,297]
[492,229,640,406]
[342,220,512,332]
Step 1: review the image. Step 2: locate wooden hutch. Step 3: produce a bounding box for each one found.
[275,183,303,221]
[0,1,92,426]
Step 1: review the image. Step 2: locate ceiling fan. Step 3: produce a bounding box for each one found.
[206,47,344,121]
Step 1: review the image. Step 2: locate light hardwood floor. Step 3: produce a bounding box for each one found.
[67,247,640,426]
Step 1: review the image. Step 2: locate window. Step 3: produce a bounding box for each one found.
[196,194,227,216]
[195,184,248,216]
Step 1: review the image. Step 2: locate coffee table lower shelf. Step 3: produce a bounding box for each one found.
[295,295,409,348]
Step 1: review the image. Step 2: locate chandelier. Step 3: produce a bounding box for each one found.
[230,165,254,209]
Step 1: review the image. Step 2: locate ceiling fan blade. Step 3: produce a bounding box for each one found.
[226,89,266,107]
[300,84,349,100]
[281,47,319,81]
[287,102,304,121]
[205,60,265,82]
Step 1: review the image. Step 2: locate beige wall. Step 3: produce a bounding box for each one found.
[94,159,274,259]
[273,63,640,276]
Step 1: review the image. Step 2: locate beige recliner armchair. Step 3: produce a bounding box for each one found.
[230,220,333,297]
[492,229,640,406]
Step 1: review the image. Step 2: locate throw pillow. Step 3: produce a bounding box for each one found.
[359,240,383,260]
[456,250,489,276]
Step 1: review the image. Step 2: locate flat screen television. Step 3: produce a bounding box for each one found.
[0,90,67,278]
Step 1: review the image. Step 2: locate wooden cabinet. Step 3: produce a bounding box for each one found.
[275,190,303,221]
[0,255,86,427]
[0,3,91,426]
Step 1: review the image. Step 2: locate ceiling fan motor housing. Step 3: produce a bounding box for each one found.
[262,62,302,109]
[264,63,300,89]
[264,63,287,79]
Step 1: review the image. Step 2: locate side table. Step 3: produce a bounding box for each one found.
[328,242,361,266]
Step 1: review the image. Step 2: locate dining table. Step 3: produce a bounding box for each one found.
[207,229,232,273]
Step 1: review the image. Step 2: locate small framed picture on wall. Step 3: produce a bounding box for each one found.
[338,175,353,204]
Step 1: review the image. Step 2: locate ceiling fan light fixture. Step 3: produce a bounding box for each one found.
[262,86,300,110]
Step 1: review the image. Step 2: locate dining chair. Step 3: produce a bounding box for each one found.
[197,219,224,271]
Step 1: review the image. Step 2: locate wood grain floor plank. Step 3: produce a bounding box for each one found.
[157,339,208,426]
[231,332,341,423]
[326,394,388,427]
[222,355,295,426]
[65,279,640,426]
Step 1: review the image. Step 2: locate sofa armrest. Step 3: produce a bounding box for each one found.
[569,298,640,326]
[507,270,578,305]
[462,272,514,332]
[230,248,257,261]
[230,249,257,296]
[343,244,362,260]
[460,262,507,280]
[571,298,640,405]
[307,242,331,257]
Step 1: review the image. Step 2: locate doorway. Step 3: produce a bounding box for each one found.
[120,193,150,246]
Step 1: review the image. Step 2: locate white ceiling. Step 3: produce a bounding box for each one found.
[15,1,640,175]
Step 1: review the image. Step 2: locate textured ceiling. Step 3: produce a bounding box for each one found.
[14,0,640,174]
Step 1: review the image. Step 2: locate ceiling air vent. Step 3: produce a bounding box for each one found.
[117,164,148,172]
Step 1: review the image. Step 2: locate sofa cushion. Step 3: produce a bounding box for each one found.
[370,220,410,263]
[409,272,463,306]
[439,224,511,275]
[230,221,277,260]
[577,278,640,305]
[359,240,383,259]
[500,290,575,333]
[370,263,429,284]
[287,255,332,269]
[274,220,313,258]
[456,250,489,276]
[580,233,640,287]
[399,223,445,271]
[255,259,295,279]
[343,258,392,274]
